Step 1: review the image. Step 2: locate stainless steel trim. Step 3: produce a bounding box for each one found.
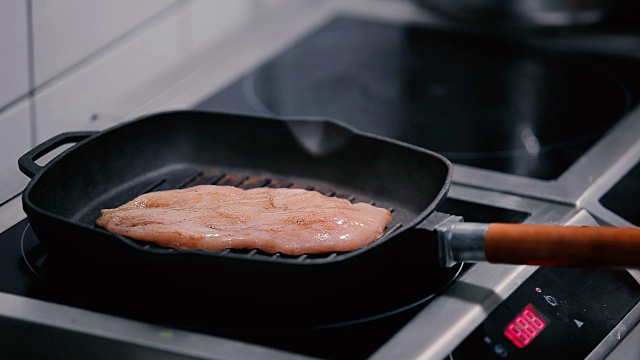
[0,292,313,360]
[586,298,640,360]
[577,132,640,227]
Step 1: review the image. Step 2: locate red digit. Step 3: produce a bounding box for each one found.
[505,323,531,348]
[505,324,524,348]
[516,316,538,337]
[523,309,546,330]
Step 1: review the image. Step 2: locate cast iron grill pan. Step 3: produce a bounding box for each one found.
[19,111,451,265]
[18,110,459,328]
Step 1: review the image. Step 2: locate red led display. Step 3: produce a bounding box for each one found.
[503,303,547,348]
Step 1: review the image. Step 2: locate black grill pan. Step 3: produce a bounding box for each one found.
[19,110,452,263]
[18,110,460,327]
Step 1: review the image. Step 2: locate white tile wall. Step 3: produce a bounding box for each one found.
[0,0,29,109]
[33,2,189,142]
[33,0,288,142]
[0,0,294,203]
[31,0,178,87]
[0,99,31,202]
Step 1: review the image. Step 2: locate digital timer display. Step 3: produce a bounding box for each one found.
[504,303,548,348]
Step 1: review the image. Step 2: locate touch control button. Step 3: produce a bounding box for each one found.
[493,344,508,358]
[544,295,558,306]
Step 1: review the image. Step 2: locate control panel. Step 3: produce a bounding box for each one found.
[452,268,640,359]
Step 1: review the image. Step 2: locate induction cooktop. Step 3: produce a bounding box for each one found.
[196,16,640,180]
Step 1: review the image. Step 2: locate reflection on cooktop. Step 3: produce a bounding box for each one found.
[196,16,640,180]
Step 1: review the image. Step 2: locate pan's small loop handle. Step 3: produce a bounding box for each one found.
[18,131,96,178]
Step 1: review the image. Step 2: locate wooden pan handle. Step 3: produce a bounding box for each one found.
[485,223,640,268]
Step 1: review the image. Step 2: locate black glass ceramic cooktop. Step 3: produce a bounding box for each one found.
[197,16,640,180]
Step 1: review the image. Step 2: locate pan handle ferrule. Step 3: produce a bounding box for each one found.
[437,222,489,267]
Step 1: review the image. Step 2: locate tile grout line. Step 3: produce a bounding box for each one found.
[25,0,37,147]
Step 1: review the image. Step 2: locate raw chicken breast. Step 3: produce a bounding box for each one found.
[96,185,392,255]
